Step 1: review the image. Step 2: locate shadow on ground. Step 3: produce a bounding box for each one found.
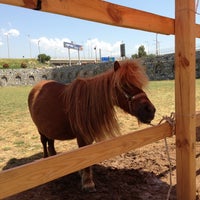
[2,152,43,170]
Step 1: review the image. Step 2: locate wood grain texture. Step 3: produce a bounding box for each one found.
[0,0,37,8]
[0,0,174,34]
[175,0,196,199]
[1,0,200,38]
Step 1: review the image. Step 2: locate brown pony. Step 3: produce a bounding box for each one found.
[28,60,155,192]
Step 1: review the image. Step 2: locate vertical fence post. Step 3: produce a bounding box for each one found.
[175,0,196,199]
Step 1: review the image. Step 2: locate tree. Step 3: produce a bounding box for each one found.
[131,45,147,59]
[138,45,147,57]
[131,53,138,59]
[37,54,51,63]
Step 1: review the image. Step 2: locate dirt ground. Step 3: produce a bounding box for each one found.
[2,135,179,200]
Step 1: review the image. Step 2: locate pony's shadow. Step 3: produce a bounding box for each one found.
[3,153,177,200]
[2,152,43,170]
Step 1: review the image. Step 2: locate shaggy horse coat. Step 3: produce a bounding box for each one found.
[28,60,156,191]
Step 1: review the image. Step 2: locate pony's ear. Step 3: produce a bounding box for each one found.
[114,61,121,71]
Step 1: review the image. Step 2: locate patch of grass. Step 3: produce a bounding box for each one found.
[2,147,11,151]
[147,80,175,122]
[31,135,38,140]
[13,140,25,147]
[12,131,23,137]
[0,157,6,162]
[0,86,30,119]
[0,85,38,169]
[32,144,42,149]
[0,136,5,141]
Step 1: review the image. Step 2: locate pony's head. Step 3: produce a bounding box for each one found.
[113,60,156,124]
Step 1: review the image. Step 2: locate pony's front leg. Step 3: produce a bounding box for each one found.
[77,137,96,192]
[79,167,96,192]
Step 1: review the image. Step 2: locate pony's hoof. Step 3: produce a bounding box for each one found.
[82,185,96,193]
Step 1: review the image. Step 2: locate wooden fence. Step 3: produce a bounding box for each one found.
[0,0,199,199]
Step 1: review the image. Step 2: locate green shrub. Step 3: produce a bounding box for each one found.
[37,54,51,63]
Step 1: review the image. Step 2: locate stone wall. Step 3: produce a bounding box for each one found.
[143,51,200,80]
[0,62,113,86]
[1,52,200,87]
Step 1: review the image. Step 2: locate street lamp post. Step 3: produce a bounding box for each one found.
[38,40,41,55]
[38,40,41,62]
[6,33,10,58]
[27,34,32,58]
[99,48,101,62]
[94,46,97,62]
[153,34,160,56]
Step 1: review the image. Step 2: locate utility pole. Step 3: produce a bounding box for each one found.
[6,33,10,58]
[38,40,41,62]
[27,34,32,58]
[156,34,158,56]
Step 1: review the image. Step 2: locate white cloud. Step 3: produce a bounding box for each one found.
[4,29,20,37]
[31,37,71,55]
[31,37,122,58]
[85,38,121,57]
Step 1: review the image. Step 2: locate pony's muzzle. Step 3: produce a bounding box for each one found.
[138,103,156,124]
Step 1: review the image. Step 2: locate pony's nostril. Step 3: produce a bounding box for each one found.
[145,105,156,113]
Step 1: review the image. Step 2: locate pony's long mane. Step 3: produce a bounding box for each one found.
[64,60,148,144]
[113,60,148,91]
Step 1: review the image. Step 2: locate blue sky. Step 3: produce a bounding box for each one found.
[0,0,198,59]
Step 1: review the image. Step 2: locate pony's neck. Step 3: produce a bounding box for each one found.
[64,68,120,142]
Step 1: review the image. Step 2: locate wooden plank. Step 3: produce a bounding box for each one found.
[0,0,27,7]
[3,0,200,39]
[175,0,196,199]
[0,0,174,35]
[2,1,200,39]
[0,122,172,199]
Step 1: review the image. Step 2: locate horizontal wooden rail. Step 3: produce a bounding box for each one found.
[1,0,174,34]
[1,0,200,38]
[0,122,172,199]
